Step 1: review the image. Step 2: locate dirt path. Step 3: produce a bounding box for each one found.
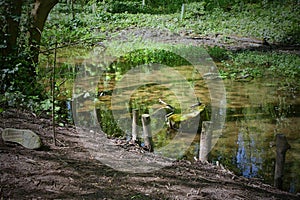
[0,109,299,199]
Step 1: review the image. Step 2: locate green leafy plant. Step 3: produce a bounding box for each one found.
[184,2,206,19]
[207,46,229,62]
[219,50,300,81]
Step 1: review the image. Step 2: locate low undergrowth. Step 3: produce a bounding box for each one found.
[214,48,300,82]
[42,1,300,46]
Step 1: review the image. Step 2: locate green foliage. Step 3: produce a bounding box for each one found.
[112,48,191,70]
[106,0,188,14]
[37,60,75,123]
[0,52,46,113]
[184,2,206,19]
[2,91,40,111]
[106,1,152,14]
[219,50,300,81]
[43,1,300,46]
[0,0,55,115]
[206,46,229,62]
[1,0,37,96]
[183,2,300,44]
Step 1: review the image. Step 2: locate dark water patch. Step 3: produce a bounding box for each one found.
[226,103,300,121]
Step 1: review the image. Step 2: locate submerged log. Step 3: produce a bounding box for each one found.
[274,134,291,189]
[141,114,153,152]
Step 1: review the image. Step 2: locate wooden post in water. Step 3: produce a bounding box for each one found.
[132,109,138,142]
[142,114,153,152]
[199,121,213,162]
[274,134,291,189]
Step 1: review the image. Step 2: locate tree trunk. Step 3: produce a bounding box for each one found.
[29,0,59,66]
[1,0,23,58]
[0,0,58,94]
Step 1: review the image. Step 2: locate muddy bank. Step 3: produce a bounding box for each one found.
[112,28,300,54]
[0,109,299,199]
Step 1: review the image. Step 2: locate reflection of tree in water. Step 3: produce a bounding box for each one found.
[236,123,262,178]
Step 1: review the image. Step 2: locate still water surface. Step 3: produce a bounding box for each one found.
[90,64,300,193]
[48,47,299,193]
[207,78,300,193]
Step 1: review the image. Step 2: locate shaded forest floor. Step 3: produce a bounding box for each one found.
[0,109,299,200]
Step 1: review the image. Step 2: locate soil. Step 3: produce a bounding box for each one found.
[1,109,299,200]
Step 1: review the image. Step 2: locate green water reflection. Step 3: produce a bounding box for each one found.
[211,79,300,193]
[97,68,300,193]
[43,47,300,193]
[94,62,300,193]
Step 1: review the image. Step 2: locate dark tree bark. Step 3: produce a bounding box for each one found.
[1,0,58,65]
[1,0,23,58]
[29,0,59,65]
[0,0,58,94]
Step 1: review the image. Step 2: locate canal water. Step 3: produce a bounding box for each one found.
[44,47,300,193]
[94,65,300,193]
[206,78,300,193]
